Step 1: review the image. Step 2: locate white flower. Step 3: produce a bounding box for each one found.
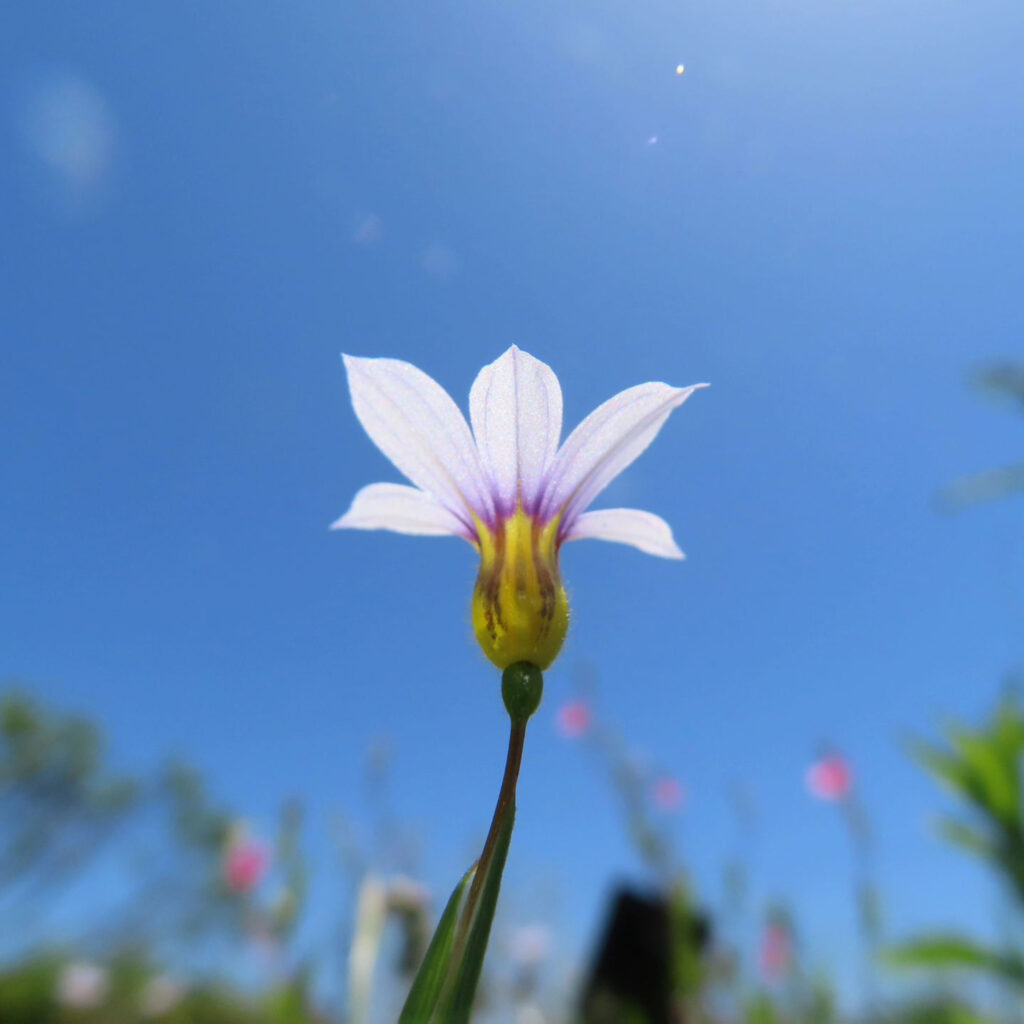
[517,1004,547,1024]
[333,346,706,668]
[56,961,109,1009]
[508,923,552,968]
[386,874,431,913]
[139,975,186,1018]
[348,875,388,1024]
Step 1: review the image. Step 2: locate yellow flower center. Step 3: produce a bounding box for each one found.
[471,507,569,670]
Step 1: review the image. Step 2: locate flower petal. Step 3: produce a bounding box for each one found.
[540,381,707,528]
[469,346,563,516]
[343,354,494,529]
[565,508,685,559]
[330,483,469,538]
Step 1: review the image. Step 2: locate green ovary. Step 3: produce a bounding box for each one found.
[472,508,569,670]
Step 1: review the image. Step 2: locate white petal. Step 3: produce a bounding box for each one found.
[469,346,563,515]
[330,483,469,537]
[540,381,707,527]
[343,354,494,529]
[565,508,685,559]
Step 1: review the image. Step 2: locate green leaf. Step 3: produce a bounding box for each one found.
[948,726,1019,826]
[891,997,997,1024]
[398,866,474,1024]
[433,812,515,1023]
[934,817,996,862]
[910,742,974,799]
[885,934,1024,985]
[940,466,1024,509]
[910,737,1013,832]
[991,700,1024,760]
[942,1007,998,1024]
[744,993,781,1024]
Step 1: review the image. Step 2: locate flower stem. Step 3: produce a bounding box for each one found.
[428,663,542,1020]
[457,717,526,945]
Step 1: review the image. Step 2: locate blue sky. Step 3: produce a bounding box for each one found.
[3,0,1024,1008]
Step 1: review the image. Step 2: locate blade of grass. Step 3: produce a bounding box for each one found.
[398,866,474,1024]
[433,813,515,1023]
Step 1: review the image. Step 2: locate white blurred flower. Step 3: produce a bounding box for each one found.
[139,974,186,1017]
[508,923,552,969]
[517,1003,547,1024]
[349,875,388,1024]
[56,961,109,1009]
[387,874,430,913]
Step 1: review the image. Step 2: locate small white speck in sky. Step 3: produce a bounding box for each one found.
[676,64,685,76]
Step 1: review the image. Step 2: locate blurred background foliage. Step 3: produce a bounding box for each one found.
[3,365,1024,1020]
[939,365,1024,511]
[7,664,1024,1020]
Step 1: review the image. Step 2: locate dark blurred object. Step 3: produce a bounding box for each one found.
[582,889,671,1024]
[580,886,711,1024]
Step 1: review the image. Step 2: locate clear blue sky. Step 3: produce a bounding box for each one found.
[3,0,1024,1008]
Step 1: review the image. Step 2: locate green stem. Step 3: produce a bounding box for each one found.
[450,718,526,966]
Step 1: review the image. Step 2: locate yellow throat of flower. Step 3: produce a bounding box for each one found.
[472,508,569,670]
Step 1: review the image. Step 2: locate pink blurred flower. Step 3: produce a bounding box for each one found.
[652,775,684,812]
[805,754,853,801]
[759,922,791,981]
[223,837,268,894]
[556,700,592,739]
